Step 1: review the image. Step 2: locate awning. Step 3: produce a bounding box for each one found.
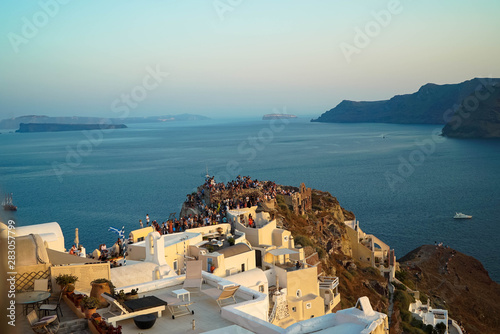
[268,248,299,257]
[47,249,101,265]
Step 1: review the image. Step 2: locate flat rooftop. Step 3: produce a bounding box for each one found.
[15,282,249,334]
[101,282,247,333]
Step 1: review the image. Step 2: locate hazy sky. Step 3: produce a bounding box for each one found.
[1,0,499,119]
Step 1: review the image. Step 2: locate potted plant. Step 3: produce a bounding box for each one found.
[90,278,115,308]
[80,296,101,319]
[114,289,126,303]
[91,312,102,322]
[228,236,235,246]
[55,274,78,293]
[72,294,84,308]
[124,288,139,300]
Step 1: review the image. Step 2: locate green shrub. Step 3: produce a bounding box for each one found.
[393,282,407,291]
[343,271,353,281]
[395,270,407,281]
[402,323,426,334]
[400,310,412,323]
[394,290,415,311]
[80,296,100,309]
[316,247,325,259]
[410,317,424,328]
[405,279,415,290]
[294,235,313,248]
[424,325,434,334]
[362,266,380,277]
[55,274,78,286]
[419,292,428,304]
[434,322,446,334]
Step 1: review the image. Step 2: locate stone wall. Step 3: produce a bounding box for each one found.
[50,263,110,293]
[283,183,312,215]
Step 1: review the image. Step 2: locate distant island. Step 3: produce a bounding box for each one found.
[0,113,210,129]
[311,78,500,125]
[262,114,297,120]
[16,123,127,133]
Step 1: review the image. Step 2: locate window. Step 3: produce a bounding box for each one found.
[306,303,312,309]
[296,289,302,298]
[259,285,264,293]
[291,307,296,312]
[284,235,289,242]
[173,260,178,271]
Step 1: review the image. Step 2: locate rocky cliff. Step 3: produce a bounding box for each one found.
[398,245,500,333]
[312,78,500,125]
[275,189,390,312]
[194,179,498,332]
[277,189,500,333]
[441,83,500,138]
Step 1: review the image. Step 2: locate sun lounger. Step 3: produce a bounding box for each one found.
[202,285,240,308]
[99,292,167,326]
[157,293,195,319]
[183,260,203,292]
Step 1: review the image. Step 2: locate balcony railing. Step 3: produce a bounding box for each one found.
[318,276,339,290]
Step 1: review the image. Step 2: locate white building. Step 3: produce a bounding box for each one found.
[409,299,448,333]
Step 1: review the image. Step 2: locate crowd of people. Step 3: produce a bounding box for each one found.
[138,175,286,235]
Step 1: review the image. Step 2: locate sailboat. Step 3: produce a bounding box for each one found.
[2,193,17,211]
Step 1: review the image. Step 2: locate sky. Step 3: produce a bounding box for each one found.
[1,0,500,119]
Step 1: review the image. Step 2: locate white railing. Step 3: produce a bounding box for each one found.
[319,276,339,290]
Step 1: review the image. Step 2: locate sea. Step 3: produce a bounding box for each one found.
[1,118,499,283]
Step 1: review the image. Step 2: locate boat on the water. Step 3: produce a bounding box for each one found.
[454,212,472,219]
[2,193,17,211]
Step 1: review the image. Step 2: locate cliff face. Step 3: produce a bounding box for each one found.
[399,245,500,333]
[441,83,500,138]
[275,189,390,312]
[312,78,500,124]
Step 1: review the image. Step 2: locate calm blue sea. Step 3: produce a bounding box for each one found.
[1,118,499,282]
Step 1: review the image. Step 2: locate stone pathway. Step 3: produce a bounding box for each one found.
[388,280,395,326]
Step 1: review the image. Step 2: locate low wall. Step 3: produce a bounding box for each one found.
[50,263,110,293]
[202,272,283,334]
[450,319,463,334]
[117,274,185,294]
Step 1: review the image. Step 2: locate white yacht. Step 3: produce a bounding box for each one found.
[454,212,472,219]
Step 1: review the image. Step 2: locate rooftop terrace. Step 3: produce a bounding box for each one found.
[112,282,247,333]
